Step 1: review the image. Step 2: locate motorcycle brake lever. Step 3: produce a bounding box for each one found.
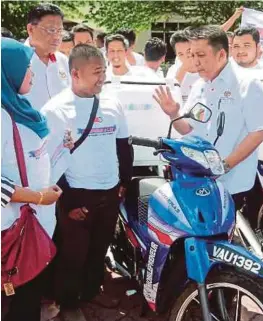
[153,149,174,156]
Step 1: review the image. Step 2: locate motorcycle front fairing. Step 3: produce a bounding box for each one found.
[139,178,235,311]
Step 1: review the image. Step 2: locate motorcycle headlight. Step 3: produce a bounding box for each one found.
[204,150,225,175]
[181,147,209,169]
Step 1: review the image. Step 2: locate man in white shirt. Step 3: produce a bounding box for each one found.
[116,28,145,66]
[41,44,133,309]
[24,3,71,111]
[166,30,200,105]
[71,23,94,46]
[59,30,74,57]
[95,31,107,51]
[154,25,263,228]
[141,37,166,78]
[232,26,263,70]
[105,34,133,78]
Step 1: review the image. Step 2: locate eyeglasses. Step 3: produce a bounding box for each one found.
[36,25,64,35]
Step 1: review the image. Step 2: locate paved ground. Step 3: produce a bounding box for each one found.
[50,271,165,321]
[44,270,263,321]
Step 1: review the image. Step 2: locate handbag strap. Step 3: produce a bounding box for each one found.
[70,96,99,154]
[12,118,29,188]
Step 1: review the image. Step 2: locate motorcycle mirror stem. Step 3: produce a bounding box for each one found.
[167,113,190,139]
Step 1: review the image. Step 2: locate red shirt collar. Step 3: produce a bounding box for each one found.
[49,53,57,63]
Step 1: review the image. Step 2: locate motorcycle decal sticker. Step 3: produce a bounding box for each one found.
[144,242,159,306]
[147,208,183,245]
[210,245,263,275]
[155,184,191,228]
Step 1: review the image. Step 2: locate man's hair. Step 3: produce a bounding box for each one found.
[226,31,234,39]
[234,26,260,45]
[28,3,64,24]
[115,28,136,46]
[97,32,107,42]
[71,23,93,39]
[170,30,188,52]
[144,37,167,62]
[105,34,129,51]
[62,30,73,42]
[1,27,14,39]
[188,25,229,56]
[69,44,104,71]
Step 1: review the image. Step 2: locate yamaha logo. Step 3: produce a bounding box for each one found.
[196,188,210,196]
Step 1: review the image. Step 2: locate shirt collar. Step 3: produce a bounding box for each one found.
[208,60,234,87]
[24,38,57,63]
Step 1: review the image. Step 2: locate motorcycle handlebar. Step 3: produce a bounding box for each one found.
[128,136,161,149]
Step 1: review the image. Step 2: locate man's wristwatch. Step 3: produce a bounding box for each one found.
[222,160,231,174]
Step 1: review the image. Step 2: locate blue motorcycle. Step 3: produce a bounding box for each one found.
[108,103,263,321]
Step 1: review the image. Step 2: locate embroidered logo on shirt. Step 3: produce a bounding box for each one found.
[28,141,48,159]
[59,70,67,79]
[94,117,103,123]
[224,90,231,98]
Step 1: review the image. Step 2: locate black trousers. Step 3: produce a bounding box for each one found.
[232,176,262,230]
[2,268,48,321]
[53,185,119,307]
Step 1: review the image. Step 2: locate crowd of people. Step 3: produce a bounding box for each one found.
[1,2,263,321]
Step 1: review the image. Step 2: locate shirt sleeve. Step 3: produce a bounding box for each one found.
[116,100,129,139]
[1,176,15,208]
[242,79,263,133]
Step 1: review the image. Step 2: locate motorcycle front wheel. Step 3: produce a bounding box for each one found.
[169,269,263,321]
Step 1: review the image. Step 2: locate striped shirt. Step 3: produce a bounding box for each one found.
[1,176,15,208]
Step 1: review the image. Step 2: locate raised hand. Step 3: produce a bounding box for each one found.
[153,86,180,118]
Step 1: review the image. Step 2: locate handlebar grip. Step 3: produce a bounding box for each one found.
[128,136,161,149]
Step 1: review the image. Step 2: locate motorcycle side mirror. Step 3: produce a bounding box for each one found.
[188,103,212,123]
[167,103,212,139]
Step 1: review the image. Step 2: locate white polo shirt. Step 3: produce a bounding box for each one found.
[166,63,200,105]
[132,66,164,79]
[106,63,134,80]
[24,39,71,111]
[132,52,145,66]
[41,88,129,190]
[182,61,263,195]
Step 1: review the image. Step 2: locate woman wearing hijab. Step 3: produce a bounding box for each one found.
[1,37,63,321]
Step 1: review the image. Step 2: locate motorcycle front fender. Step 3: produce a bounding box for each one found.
[207,240,263,278]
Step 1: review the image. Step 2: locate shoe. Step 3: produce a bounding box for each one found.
[41,302,60,321]
[87,292,120,309]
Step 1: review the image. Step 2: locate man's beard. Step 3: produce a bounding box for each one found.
[237,52,258,68]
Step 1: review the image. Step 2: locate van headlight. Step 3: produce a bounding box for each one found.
[204,150,225,175]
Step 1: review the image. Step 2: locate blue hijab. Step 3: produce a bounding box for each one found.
[1,38,49,139]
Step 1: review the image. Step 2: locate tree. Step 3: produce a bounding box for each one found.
[84,1,263,32]
[1,1,86,38]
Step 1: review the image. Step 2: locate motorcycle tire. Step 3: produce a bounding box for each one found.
[168,268,263,321]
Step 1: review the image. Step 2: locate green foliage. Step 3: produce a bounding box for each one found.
[84,0,263,32]
[2,1,263,38]
[1,1,86,38]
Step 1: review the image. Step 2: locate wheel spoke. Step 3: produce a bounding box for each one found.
[192,298,222,321]
[216,289,231,321]
[234,290,241,321]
